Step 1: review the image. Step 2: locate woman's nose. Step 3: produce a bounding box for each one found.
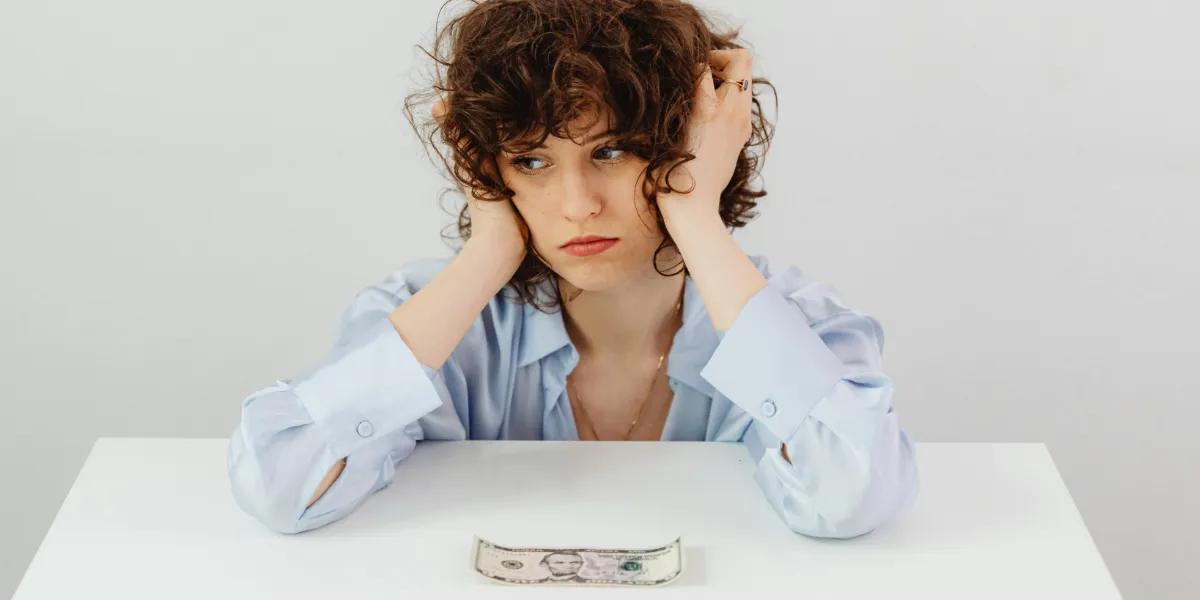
[559,168,603,222]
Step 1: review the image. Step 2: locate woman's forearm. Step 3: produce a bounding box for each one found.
[389,237,524,370]
[304,237,522,509]
[662,208,768,331]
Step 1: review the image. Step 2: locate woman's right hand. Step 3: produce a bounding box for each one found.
[432,99,528,268]
[464,192,527,265]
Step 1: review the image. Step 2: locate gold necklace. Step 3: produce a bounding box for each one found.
[567,294,683,441]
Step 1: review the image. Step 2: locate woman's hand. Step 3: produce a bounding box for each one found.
[380,100,533,373]
[651,49,770,332]
[656,49,755,226]
[464,188,528,265]
[432,99,528,266]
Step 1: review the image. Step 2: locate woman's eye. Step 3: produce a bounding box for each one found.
[594,145,626,161]
[508,146,625,174]
[510,156,547,172]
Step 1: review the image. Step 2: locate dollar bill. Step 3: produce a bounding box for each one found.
[471,536,684,586]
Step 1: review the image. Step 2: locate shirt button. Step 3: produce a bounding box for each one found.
[761,400,778,418]
[356,420,374,438]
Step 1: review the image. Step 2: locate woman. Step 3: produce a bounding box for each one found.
[228,0,918,537]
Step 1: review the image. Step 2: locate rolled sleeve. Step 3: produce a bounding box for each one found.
[700,284,846,443]
[293,316,443,459]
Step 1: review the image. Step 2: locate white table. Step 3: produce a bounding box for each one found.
[14,439,1121,599]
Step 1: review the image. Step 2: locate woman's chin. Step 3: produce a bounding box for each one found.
[553,261,637,293]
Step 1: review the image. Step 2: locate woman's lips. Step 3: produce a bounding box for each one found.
[561,238,619,257]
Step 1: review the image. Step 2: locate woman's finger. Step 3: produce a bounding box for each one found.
[696,62,719,116]
[710,49,753,108]
[707,48,738,72]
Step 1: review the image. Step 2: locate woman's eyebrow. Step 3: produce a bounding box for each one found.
[519,129,617,149]
[580,129,617,144]
[501,129,617,153]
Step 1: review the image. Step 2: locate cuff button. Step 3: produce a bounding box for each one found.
[356,420,374,438]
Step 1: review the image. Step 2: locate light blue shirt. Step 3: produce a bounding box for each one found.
[228,254,918,537]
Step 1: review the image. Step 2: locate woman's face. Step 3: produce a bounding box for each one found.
[498,110,664,292]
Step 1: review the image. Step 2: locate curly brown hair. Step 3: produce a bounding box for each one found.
[403,0,777,311]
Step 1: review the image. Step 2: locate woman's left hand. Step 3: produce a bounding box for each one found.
[656,48,755,224]
[653,49,770,332]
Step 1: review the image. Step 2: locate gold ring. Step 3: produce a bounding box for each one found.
[720,78,751,92]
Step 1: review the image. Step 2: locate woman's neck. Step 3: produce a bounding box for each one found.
[559,259,686,361]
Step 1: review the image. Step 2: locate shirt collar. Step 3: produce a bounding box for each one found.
[515,276,718,396]
[516,278,572,368]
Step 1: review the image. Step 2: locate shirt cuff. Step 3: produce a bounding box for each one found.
[700,284,846,443]
[292,317,443,458]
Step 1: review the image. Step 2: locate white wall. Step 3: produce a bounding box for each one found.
[2,1,1196,598]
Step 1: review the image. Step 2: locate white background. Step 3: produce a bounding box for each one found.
[1,1,1196,598]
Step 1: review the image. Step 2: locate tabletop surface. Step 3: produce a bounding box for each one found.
[14,439,1121,599]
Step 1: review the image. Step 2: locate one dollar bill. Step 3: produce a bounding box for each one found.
[471,536,684,586]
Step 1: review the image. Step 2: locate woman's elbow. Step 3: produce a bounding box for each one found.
[226,431,315,535]
[782,432,919,539]
[233,492,309,535]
